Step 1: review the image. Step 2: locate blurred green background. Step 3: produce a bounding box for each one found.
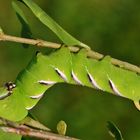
[0,0,140,139]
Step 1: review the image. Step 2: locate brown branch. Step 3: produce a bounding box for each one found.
[1,126,79,140]
[0,34,61,49]
[0,117,79,140]
[0,32,140,74]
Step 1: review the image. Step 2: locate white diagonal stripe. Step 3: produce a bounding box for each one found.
[26,105,35,110]
[87,72,102,90]
[71,70,83,85]
[108,78,124,97]
[55,68,68,82]
[30,93,44,99]
[38,80,56,85]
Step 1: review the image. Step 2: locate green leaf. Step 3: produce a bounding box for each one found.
[19,0,90,49]
[107,121,124,140]
[0,130,21,140]
[12,1,32,48]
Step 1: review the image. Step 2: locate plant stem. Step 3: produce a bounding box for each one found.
[0,32,140,74]
[0,117,79,140]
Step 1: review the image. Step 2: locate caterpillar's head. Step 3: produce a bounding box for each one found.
[0,82,16,100]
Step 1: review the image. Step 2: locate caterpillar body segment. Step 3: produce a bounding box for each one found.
[0,47,140,121]
[71,49,92,86]
[109,64,140,100]
[86,57,112,92]
[0,87,27,121]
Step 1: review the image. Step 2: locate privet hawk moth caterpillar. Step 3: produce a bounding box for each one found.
[0,47,140,121]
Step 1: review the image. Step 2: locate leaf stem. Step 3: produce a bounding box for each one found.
[0,32,140,74]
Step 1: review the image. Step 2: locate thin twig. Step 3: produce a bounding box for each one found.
[0,32,140,74]
[1,126,79,140]
[0,34,61,49]
[0,117,79,140]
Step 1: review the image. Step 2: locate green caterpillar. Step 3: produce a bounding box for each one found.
[0,47,140,121]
